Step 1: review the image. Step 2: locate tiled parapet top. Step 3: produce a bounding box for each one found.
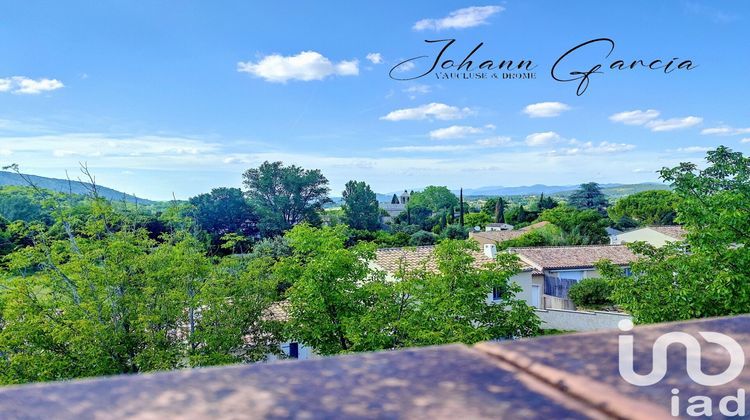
[0,315,748,419]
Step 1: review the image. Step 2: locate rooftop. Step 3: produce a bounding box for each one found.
[373,245,533,275]
[0,315,747,418]
[469,221,551,246]
[646,225,687,240]
[510,244,637,271]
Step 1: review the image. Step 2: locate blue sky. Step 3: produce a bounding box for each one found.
[1,1,749,200]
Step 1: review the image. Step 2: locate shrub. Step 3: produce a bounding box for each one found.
[568,278,614,309]
[441,224,468,240]
[409,230,438,246]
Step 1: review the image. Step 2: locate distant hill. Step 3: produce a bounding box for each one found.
[459,183,669,198]
[327,183,671,205]
[0,171,154,204]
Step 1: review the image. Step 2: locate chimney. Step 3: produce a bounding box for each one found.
[483,243,497,259]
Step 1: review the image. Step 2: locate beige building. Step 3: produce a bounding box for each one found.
[509,245,637,310]
[372,244,542,309]
[609,225,687,247]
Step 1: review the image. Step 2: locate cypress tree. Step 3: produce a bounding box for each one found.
[459,188,465,227]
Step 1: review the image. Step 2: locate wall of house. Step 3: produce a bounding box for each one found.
[610,229,672,247]
[488,271,538,307]
[535,308,631,331]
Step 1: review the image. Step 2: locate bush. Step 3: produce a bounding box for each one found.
[441,224,468,240]
[568,278,614,309]
[409,230,438,246]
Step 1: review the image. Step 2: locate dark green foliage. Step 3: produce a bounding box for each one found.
[188,187,259,251]
[342,181,380,231]
[242,161,330,236]
[608,190,679,226]
[409,230,438,245]
[441,224,468,240]
[568,278,614,309]
[568,182,609,214]
[539,205,608,245]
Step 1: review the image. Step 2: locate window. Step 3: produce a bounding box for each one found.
[492,287,502,301]
[289,342,299,359]
[623,267,632,277]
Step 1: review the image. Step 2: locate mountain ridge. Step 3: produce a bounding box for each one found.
[0,171,154,204]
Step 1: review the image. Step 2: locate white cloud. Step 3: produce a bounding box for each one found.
[383,135,511,152]
[476,136,511,147]
[609,109,660,125]
[413,5,504,31]
[392,61,415,73]
[741,138,750,143]
[403,84,431,99]
[701,126,750,136]
[525,131,562,146]
[380,102,473,121]
[522,102,571,118]
[646,116,703,132]
[237,51,359,83]
[0,76,64,94]
[429,124,492,139]
[366,53,383,64]
[673,146,712,153]
[549,141,635,156]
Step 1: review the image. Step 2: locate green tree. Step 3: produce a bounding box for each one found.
[390,194,399,204]
[0,199,281,385]
[539,205,608,244]
[242,161,330,236]
[409,230,438,245]
[607,190,679,226]
[188,187,259,250]
[598,147,750,324]
[278,224,381,355]
[407,186,458,213]
[392,240,540,345]
[342,180,380,231]
[464,212,492,229]
[568,182,609,214]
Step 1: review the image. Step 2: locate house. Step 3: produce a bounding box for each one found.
[509,245,637,309]
[485,222,514,231]
[372,244,543,309]
[469,221,551,247]
[379,190,410,223]
[609,225,687,247]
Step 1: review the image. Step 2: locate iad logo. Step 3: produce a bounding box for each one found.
[618,319,746,417]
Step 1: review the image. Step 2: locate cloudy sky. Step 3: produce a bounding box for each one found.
[1,1,749,200]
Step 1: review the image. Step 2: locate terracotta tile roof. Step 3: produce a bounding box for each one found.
[374,245,532,274]
[509,245,637,271]
[468,230,525,245]
[647,225,687,240]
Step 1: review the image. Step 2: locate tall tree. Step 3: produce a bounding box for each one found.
[242,161,330,236]
[342,180,380,231]
[495,197,505,223]
[599,147,750,323]
[568,182,608,214]
[459,188,465,227]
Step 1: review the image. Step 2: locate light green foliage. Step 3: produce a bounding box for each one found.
[598,147,750,324]
[280,226,540,355]
[608,190,679,226]
[539,205,608,245]
[407,186,458,213]
[0,199,281,385]
[464,212,492,229]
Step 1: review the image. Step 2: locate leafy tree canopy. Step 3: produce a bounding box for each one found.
[568,182,609,214]
[342,180,380,231]
[607,189,678,226]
